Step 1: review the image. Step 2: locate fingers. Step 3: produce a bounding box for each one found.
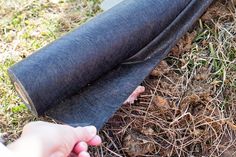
[74,126,102,146]
[124,86,145,104]
[78,151,90,157]
[74,126,97,142]
[73,126,102,157]
[74,142,88,154]
[87,135,102,146]
[17,122,100,157]
[73,133,101,154]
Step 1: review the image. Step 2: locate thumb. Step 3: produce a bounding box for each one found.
[49,125,98,157]
[74,126,97,142]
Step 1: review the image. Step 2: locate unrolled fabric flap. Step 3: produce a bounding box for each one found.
[8,0,214,130]
[45,0,213,130]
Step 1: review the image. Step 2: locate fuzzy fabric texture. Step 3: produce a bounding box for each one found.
[9,0,213,129]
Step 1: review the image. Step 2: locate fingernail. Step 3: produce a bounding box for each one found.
[89,135,102,146]
[79,151,90,157]
[74,141,88,153]
[80,141,88,148]
[95,135,102,144]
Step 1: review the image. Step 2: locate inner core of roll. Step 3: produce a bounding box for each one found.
[14,82,30,105]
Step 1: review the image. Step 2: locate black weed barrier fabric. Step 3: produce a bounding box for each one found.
[8,0,213,129]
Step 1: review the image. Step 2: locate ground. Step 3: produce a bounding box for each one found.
[0,0,235,156]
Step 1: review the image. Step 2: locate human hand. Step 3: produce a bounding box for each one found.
[124,86,145,104]
[7,121,102,157]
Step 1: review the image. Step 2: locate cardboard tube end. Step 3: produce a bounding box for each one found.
[8,69,38,116]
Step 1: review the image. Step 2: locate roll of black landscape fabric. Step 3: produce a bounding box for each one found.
[8,0,213,129]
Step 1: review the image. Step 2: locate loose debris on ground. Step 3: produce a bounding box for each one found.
[95,1,236,156]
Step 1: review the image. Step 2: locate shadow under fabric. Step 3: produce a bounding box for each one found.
[8,0,213,130]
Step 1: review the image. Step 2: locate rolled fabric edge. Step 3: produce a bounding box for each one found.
[8,69,38,116]
[8,0,190,116]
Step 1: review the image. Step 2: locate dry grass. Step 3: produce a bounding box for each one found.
[93,1,236,156]
[0,0,235,157]
[0,0,101,143]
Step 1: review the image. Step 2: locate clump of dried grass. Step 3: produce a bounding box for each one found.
[95,1,236,156]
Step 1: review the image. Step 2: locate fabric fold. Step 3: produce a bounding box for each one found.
[8,0,213,129]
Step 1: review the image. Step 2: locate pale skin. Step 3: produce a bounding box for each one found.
[6,121,102,157]
[2,86,145,157]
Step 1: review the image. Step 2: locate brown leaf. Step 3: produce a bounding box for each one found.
[226,121,236,131]
[150,61,169,77]
[194,67,210,81]
[153,95,170,109]
[170,31,196,57]
[123,130,155,157]
[141,127,155,136]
